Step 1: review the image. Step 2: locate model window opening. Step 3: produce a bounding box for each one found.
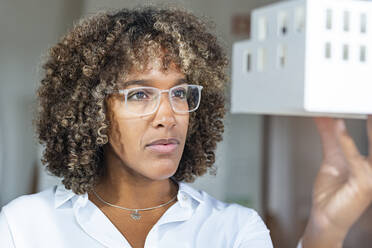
[257,48,265,72]
[278,12,288,35]
[344,11,350,32]
[343,44,349,60]
[246,52,252,72]
[361,13,367,33]
[295,7,305,33]
[258,17,267,41]
[360,46,367,62]
[326,9,332,30]
[278,44,287,68]
[325,42,331,59]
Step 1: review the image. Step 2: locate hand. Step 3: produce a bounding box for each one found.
[302,116,372,248]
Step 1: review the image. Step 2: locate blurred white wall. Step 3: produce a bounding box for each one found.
[0,0,83,206]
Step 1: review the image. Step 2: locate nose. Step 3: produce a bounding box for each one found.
[151,92,176,129]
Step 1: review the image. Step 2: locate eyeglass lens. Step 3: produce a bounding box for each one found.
[125,85,201,115]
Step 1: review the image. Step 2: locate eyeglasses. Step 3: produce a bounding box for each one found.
[113,84,203,116]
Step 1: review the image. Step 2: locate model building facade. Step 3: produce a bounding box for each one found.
[231,0,371,118]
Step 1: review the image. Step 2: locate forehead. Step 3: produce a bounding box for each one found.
[117,60,186,88]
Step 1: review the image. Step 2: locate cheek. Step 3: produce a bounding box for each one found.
[116,120,147,151]
[108,115,144,154]
[179,115,190,136]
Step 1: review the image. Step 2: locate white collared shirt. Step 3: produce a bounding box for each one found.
[0,182,273,248]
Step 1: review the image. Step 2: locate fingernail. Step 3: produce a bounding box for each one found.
[336,119,346,131]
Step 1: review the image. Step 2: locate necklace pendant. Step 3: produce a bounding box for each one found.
[130,210,141,220]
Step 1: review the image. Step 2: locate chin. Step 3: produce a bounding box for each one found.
[144,160,179,181]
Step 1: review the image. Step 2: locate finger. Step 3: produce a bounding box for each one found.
[335,119,364,165]
[314,117,342,160]
[367,115,372,163]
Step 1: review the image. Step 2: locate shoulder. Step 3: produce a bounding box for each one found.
[0,185,78,243]
[203,189,264,225]
[185,182,260,216]
[0,185,63,231]
[198,190,272,246]
[181,182,266,228]
[180,183,272,247]
[2,186,57,216]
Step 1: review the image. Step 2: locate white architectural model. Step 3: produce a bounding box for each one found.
[231,0,372,118]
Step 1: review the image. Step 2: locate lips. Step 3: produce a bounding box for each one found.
[147,138,180,146]
[146,138,180,154]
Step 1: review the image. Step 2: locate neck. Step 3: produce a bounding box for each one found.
[92,146,179,209]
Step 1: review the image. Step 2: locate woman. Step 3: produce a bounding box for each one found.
[0,7,371,248]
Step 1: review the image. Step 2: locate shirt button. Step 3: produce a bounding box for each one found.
[182,194,188,201]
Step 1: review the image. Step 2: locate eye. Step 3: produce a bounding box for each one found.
[172,87,187,99]
[127,89,150,101]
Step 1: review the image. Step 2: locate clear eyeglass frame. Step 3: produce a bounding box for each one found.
[112,84,203,117]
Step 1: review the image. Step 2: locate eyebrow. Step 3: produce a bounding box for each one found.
[119,78,188,88]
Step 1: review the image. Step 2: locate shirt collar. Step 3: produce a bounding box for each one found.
[54,180,204,209]
[54,183,76,209]
[177,182,204,205]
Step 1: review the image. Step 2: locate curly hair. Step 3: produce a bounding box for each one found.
[35,6,228,194]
